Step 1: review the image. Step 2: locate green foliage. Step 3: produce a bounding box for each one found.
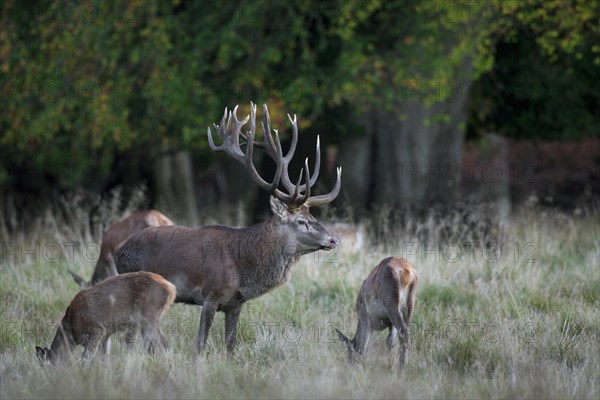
[1,0,493,190]
[2,0,598,192]
[470,0,600,139]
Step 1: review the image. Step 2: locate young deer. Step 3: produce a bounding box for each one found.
[335,257,417,374]
[69,210,174,288]
[35,272,176,364]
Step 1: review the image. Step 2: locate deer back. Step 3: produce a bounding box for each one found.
[115,221,303,306]
[86,210,173,286]
[358,257,417,322]
[66,271,176,334]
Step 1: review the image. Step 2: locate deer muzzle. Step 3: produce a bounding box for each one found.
[321,236,339,250]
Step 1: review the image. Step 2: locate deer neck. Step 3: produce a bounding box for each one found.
[235,216,300,300]
[49,319,75,360]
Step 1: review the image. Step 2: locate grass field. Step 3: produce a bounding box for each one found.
[1,201,598,399]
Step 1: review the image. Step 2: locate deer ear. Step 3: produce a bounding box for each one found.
[334,328,351,346]
[35,346,47,362]
[68,270,88,288]
[270,196,289,221]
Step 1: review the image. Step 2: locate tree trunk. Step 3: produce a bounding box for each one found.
[153,150,199,226]
[339,94,470,210]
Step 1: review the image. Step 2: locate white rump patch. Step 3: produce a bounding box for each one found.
[398,286,407,307]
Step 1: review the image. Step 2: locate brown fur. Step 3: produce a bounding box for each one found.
[335,257,418,375]
[69,210,174,287]
[115,197,338,355]
[113,104,341,356]
[35,272,176,364]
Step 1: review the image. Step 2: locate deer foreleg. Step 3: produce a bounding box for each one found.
[353,318,372,361]
[225,305,242,357]
[81,328,105,363]
[197,302,217,354]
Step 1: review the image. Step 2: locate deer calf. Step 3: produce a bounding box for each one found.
[35,272,176,364]
[335,257,417,374]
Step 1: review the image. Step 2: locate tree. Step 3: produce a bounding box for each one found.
[2,0,598,224]
[469,0,600,140]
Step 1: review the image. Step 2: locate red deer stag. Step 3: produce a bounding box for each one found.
[69,210,174,287]
[115,103,342,355]
[335,257,417,374]
[35,272,176,364]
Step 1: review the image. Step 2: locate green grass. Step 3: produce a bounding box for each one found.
[1,205,599,399]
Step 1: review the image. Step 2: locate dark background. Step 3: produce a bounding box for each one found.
[1,0,599,229]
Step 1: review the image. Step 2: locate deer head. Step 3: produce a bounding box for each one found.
[335,328,361,363]
[208,103,342,254]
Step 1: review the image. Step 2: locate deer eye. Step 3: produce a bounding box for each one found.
[297,219,309,229]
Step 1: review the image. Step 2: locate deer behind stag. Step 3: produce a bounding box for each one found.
[69,210,174,288]
[115,103,342,355]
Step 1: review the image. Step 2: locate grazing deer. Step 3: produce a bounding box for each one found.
[335,257,417,374]
[35,272,176,364]
[115,103,341,355]
[69,210,174,287]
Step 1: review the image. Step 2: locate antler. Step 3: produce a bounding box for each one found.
[208,103,342,208]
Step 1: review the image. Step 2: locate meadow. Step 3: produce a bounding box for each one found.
[1,195,598,399]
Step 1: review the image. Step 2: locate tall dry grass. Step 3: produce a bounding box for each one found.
[1,193,598,399]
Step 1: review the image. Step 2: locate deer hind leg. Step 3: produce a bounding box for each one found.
[384,302,409,374]
[99,337,111,360]
[141,325,163,354]
[139,310,167,354]
[148,327,169,354]
[387,326,398,351]
[124,321,140,349]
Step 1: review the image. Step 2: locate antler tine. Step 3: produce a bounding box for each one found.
[283,113,298,164]
[287,157,309,204]
[240,103,280,161]
[207,106,250,161]
[261,104,278,158]
[209,103,288,197]
[247,102,257,147]
[243,104,284,193]
[277,113,298,194]
[271,130,285,192]
[207,107,228,152]
[291,168,303,203]
[277,114,320,195]
[297,157,311,205]
[230,105,249,148]
[305,166,342,208]
[219,107,229,132]
[309,135,321,187]
[239,105,311,203]
[207,126,220,151]
[208,103,341,208]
